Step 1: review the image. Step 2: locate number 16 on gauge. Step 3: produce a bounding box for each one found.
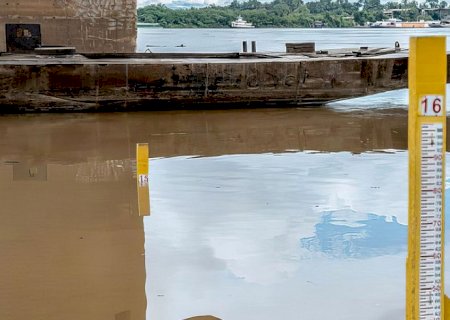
[420,96,444,116]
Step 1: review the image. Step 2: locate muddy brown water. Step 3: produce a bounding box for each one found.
[0,107,440,319]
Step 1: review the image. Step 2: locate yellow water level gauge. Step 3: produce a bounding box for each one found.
[407,36,446,320]
[136,143,150,216]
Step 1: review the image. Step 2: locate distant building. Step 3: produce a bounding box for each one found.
[421,8,450,20]
[383,9,411,19]
[0,0,137,53]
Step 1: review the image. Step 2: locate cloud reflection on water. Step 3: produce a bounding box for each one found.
[146,151,410,319]
[301,209,407,259]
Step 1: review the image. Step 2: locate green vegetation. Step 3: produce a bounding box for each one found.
[137,0,450,27]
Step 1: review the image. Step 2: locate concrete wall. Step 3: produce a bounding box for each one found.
[0,0,136,53]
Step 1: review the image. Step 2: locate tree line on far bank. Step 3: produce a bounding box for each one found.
[137,0,448,28]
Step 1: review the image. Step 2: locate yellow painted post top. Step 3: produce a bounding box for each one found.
[137,143,149,175]
[407,36,447,320]
[409,37,447,105]
[136,143,150,216]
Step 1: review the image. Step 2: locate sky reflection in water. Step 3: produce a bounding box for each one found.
[2,109,446,320]
[301,210,408,259]
[145,150,434,320]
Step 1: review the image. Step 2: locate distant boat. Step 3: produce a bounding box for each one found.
[231,16,255,28]
[428,20,450,28]
[370,18,429,28]
[137,22,162,28]
[400,21,428,28]
[370,19,401,28]
[312,21,324,28]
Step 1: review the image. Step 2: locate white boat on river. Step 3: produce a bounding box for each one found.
[231,16,255,28]
[428,20,450,27]
[370,19,402,28]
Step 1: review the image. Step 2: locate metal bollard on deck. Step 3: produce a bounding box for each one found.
[242,41,248,53]
[251,41,256,53]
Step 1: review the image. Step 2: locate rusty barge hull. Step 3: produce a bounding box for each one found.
[0,51,411,112]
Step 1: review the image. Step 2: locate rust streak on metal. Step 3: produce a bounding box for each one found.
[0,50,416,112]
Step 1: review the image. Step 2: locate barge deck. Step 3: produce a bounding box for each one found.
[0,48,416,112]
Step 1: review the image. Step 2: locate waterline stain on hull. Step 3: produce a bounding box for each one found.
[0,51,412,112]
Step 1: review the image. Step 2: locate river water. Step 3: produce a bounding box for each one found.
[1,29,450,320]
[137,27,450,53]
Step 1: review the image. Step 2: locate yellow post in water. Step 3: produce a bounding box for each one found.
[407,36,446,320]
[137,143,150,216]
